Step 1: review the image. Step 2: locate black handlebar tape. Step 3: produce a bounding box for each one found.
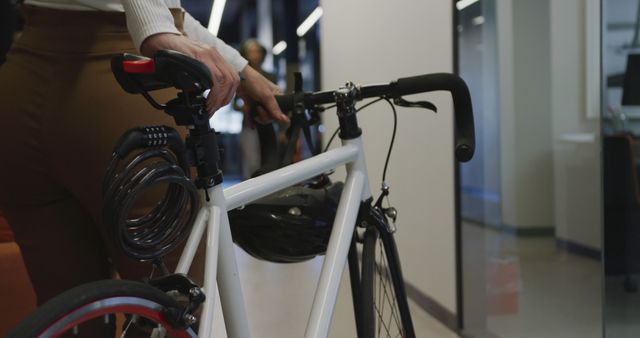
[275,95,294,113]
[276,91,337,113]
[392,73,475,162]
[275,73,475,162]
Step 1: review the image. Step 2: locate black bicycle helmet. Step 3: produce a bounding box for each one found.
[228,179,343,263]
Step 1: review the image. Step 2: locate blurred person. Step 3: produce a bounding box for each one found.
[237,38,283,178]
[241,38,277,83]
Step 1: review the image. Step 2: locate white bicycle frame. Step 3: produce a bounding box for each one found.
[173,135,372,338]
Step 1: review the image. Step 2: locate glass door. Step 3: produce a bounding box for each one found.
[456,0,603,337]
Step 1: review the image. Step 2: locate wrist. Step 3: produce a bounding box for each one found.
[241,66,259,80]
[140,33,183,57]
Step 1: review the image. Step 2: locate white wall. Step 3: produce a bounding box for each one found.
[321,1,457,312]
[550,0,602,250]
[497,0,600,246]
[498,0,555,230]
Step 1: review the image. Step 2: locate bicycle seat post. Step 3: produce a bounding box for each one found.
[111,50,224,191]
[165,90,223,191]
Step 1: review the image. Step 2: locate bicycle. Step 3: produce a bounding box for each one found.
[8,49,475,338]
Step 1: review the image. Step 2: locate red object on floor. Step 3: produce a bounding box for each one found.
[486,257,520,315]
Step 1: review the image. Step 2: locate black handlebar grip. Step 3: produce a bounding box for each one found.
[393,73,475,162]
[276,91,334,113]
[275,95,294,113]
[276,73,476,162]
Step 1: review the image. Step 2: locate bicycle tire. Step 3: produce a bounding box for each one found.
[7,279,197,338]
[361,226,415,338]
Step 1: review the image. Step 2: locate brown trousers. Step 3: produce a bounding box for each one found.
[0,6,204,311]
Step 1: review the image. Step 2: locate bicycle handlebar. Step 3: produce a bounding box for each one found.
[275,73,475,162]
[111,50,474,162]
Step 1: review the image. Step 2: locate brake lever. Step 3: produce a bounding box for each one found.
[393,97,437,113]
[309,106,324,125]
[285,106,316,155]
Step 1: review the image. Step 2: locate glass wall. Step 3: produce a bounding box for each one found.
[602,0,640,337]
[456,0,602,337]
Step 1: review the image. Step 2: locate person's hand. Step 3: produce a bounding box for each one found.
[238,66,290,127]
[140,33,240,115]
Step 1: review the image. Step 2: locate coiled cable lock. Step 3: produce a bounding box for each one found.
[103,126,200,262]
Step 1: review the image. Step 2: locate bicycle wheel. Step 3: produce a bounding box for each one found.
[7,279,197,338]
[361,225,415,338]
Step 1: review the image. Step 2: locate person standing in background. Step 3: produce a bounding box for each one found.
[241,38,277,84]
[237,38,286,178]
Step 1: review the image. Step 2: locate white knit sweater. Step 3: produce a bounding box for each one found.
[23,0,248,72]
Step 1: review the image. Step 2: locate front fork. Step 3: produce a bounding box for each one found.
[347,185,415,338]
[347,193,389,338]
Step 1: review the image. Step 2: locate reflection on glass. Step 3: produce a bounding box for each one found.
[603,0,640,337]
[457,0,602,337]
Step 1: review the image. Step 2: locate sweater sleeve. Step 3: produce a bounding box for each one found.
[182,12,248,72]
[121,0,183,53]
[122,0,248,72]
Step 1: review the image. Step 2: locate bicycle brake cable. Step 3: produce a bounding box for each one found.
[381,98,397,185]
[323,128,341,152]
[321,97,399,225]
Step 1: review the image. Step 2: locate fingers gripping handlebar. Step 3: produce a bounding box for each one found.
[275,73,475,162]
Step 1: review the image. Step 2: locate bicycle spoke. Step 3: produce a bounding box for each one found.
[372,238,404,338]
[379,246,402,330]
[120,314,137,337]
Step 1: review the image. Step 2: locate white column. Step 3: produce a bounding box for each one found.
[257,0,274,73]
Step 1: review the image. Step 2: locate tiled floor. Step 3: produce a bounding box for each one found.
[463,223,602,338]
[214,179,457,337]
[208,221,608,338]
[604,275,640,338]
[210,246,458,338]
